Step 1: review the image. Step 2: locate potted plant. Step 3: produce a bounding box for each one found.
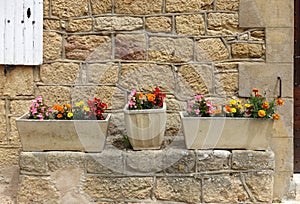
[123,87,167,150]
[16,97,111,152]
[180,88,284,150]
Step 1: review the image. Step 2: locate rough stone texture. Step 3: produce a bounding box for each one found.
[149,37,193,63]
[231,43,264,58]
[19,152,47,174]
[115,34,146,60]
[245,172,274,202]
[95,16,143,31]
[0,116,6,145]
[215,72,238,96]
[65,35,112,61]
[3,67,34,96]
[91,0,112,14]
[47,152,85,172]
[176,14,205,36]
[176,64,213,99]
[40,62,80,84]
[232,150,275,170]
[66,18,92,32]
[51,0,89,18]
[44,0,50,17]
[215,62,238,72]
[146,16,172,33]
[83,177,153,199]
[119,63,174,92]
[37,86,71,105]
[0,166,19,204]
[164,149,195,174]
[216,0,239,11]
[250,30,265,41]
[115,0,162,14]
[197,150,231,171]
[203,174,250,203]
[44,19,61,30]
[9,117,21,146]
[195,38,230,62]
[17,176,60,203]
[87,63,119,84]
[155,177,201,203]
[165,113,181,136]
[207,13,239,35]
[43,32,62,61]
[166,0,214,12]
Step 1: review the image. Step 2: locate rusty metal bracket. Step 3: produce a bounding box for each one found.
[277,76,282,98]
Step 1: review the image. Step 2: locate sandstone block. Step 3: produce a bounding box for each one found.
[17,175,59,203]
[83,176,153,199]
[149,37,193,63]
[19,152,47,174]
[47,152,85,172]
[91,0,112,14]
[115,0,161,14]
[232,43,264,58]
[0,166,19,203]
[87,63,119,84]
[239,0,264,28]
[164,149,195,174]
[232,150,275,170]
[10,100,32,116]
[95,16,143,31]
[66,18,92,32]
[44,19,61,30]
[216,0,239,11]
[195,38,229,62]
[9,117,21,146]
[40,62,80,84]
[44,0,49,17]
[0,148,20,166]
[176,14,205,36]
[165,113,181,136]
[119,63,174,92]
[37,86,71,105]
[250,30,265,41]
[176,64,213,99]
[146,16,172,33]
[215,62,238,72]
[203,174,250,203]
[51,0,89,18]
[0,66,4,96]
[3,67,34,96]
[0,100,4,116]
[155,177,201,203]
[271,137,293,172]
[66,35,112,61]
[115,34,146,60]
[43,32,62,61]
[0,116,7,145]
[207,13,239,35]
[196,150,231,171]
[86,150,124,174]
[166,0,214,12]
[245,171,274,202]
[215,72,238,96]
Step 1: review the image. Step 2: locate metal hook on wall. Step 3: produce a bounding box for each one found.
[277,76,282,98]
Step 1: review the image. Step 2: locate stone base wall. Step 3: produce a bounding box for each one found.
[17,137,275,203]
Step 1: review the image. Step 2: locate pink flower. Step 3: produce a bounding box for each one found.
[130,90,137,97]
[36,96,43,103]
[187,107,192,113]
[128,100,136,108]
[188,101,194,107]
[195,109,200,115]
[195,95,204,101]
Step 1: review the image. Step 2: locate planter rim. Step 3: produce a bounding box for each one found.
[179,111,274,121]
[124,102,166,114]
[16,113,111,122]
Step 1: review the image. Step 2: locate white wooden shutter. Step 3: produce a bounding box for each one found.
[0,0,43,65]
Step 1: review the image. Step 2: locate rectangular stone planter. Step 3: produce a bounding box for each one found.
[124,103,166,150]
[16,113,111,152]
[180,112,273,150]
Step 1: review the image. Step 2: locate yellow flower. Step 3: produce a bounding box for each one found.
[76,101,84,107]
[230,100,237,105]
[231,108,237,113]
[67,112,73,118]
[273,113,280,120]
[84,106,90,112]
[258,110,266,117]
[237,105,243,109]
[245,103,251,108]
[262,101,269,109]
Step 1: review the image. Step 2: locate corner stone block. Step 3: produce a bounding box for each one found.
[115,34,146,60]
[166,0,214,13]
[239,0,264,28]
[231,150,275,170]
[47,152,85,172]
[17,175,60,203]
[83,176,153,200]
[238,63,293,98]
[203,174,250,203]
[51,0,89,18]
[20,152,48,175]
[155,177,201,203]
[115,0,162,14]
[270,137,293,172]
[196,150,231,171]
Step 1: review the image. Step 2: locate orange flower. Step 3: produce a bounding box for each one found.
[258,110,266,117]
[53,104,59,110]
[273,113,280,120]
[138,93,144,99]
[146,94,155,102]
[262,101,269,109]
[225,105,231,113]
[252,88,259,93]
[57,106,64,113]
[65,104,72,109]
[57,113,63,118]
[276,98,284,106]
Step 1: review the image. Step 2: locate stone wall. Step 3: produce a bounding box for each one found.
[0,0,294,203]
[18,138,275,203]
